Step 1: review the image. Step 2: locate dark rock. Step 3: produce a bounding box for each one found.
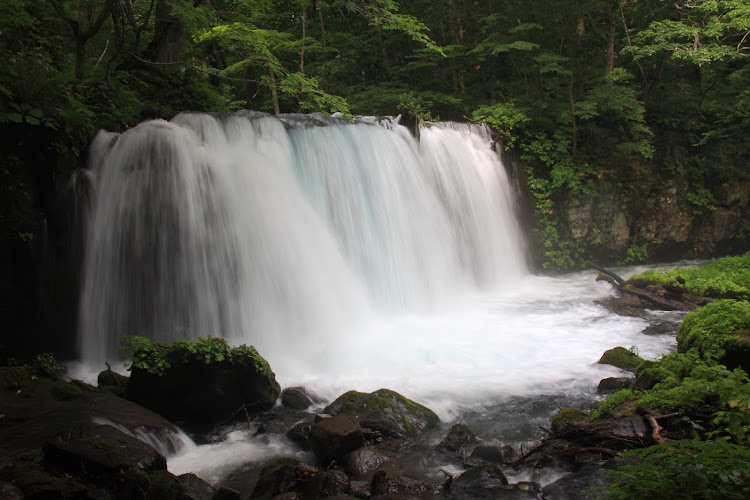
[469,445,507,464]
[0,482,23,500]
[127,349,280,427]
[323,388,439,439]
[438,423,479,454]
[595,294,644,316]
[251,457,350,499]
[344,446,391,477]
[445,463,510,499]
[597,377,632,394]
[280,387,316,409]
[98,368,129,397]
[310,415,364,465]
[213,485,242,499]
[178,473,216,500]
[610,416,647,440]
[255,418,289,436]
[542,463,613,500]
[597,346,644,372]
[286,421,314,449]
[43,424,167,476]
[147,469,185,499]
[371,469,388,496]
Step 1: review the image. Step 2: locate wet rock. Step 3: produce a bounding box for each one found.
[255,418,289,436]
[286,420,314,449]
[280,387,318,409]
[323,388,439,439]
[438,423,479,455]
[310,415,364,465]
[0,483,23,500]
[147,469,185,499]
[344,446,391,477]
[597,347,644,372]
[468,444,510,465]
[178,473,216,500]
[43,424,167,476]
[542,463,613,500]
[251,457,350,499]
[371,469,388,496]
[610,416,647,440]
[445,463,510,499]
[597,377,632,394]
[127,345,280,427]
[97,368,129,397]
[595,294,644,316]
[213,485,242,499]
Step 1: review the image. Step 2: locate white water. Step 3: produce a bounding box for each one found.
[75,111,682,485]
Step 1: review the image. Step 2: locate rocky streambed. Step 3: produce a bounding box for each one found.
[1,274,711,500]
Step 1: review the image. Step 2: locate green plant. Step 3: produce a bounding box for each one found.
[605,440,750,499]
[677,300,750,362]
[471,101,529,148]
[31,353,66,381]
[120,335,273,376]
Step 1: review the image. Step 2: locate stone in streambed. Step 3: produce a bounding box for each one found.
[597,377,632,394]
[597,346,644,372]
[178,473,216,500]
[251,457,351,499]
[322,388,439,439]
[309,415,364,465]
[438,423,479,454]
[344,446,392,477]
[280,386,323,409]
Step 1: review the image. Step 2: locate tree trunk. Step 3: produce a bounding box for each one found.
[300,6,306,73]
[269,66,280,115]
[149,0,187,66]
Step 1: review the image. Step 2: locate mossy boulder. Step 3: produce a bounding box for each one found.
[280,386,317,409]
[97,368,129,398]
[551,408,588,434]
[598,347,644,372]
[676,299,750,371]
[126,338,280,427]
[598,377,633,394]
[322,388,439,439]
[447,463,509,499]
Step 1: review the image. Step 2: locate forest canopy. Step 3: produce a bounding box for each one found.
[1,0,749,268]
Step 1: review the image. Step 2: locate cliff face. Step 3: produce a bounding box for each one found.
[558,178,750,266]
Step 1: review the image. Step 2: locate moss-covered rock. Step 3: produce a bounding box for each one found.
[50,380,84,400]
[676,299,750,371]
[598,377,633,394]
[598,347,644,372]
[147,470,185,500]
[322,388,439,439]
[98,368,129,398]
[551,408,588,434]
[126,337,280,427]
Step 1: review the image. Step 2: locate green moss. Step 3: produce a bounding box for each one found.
[598,346,644,372]
[627,252,750,300]
[677,300,750,371]
[591,389,638,420]
[0,365,33,393]
[551,408,588,433]
[50,380,84,400]
[606,440,750,499]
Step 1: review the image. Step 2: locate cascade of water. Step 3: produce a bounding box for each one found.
[77,112,527,370]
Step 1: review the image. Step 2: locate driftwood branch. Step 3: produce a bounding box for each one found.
[590,263,627,288]
[643,414,666,444]
[216,403,253,429]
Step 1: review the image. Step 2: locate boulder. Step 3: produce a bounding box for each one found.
[438,423,479,454]
[43,424,167,477]
[344,446,392,477]
[309,415,364,465]
[280,387,319,409]
[322,388,439,439]
[178,473,216,500]
[251,457,351,499]
[97,368,129,398]
[286,420,314,448]
[469,445,512,465]
[127,345,280,427]
[445,463,512,499]
[147,469,185,499]
[597,347,644,372]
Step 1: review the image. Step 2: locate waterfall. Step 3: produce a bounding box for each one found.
[77,112,526,370]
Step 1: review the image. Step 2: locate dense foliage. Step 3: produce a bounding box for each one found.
[1,2,748,265]
[629,252,750,300]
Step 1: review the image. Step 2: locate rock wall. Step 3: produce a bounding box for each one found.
[559,178,750,266]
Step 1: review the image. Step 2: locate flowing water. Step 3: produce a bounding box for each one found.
[72,111,684,488]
